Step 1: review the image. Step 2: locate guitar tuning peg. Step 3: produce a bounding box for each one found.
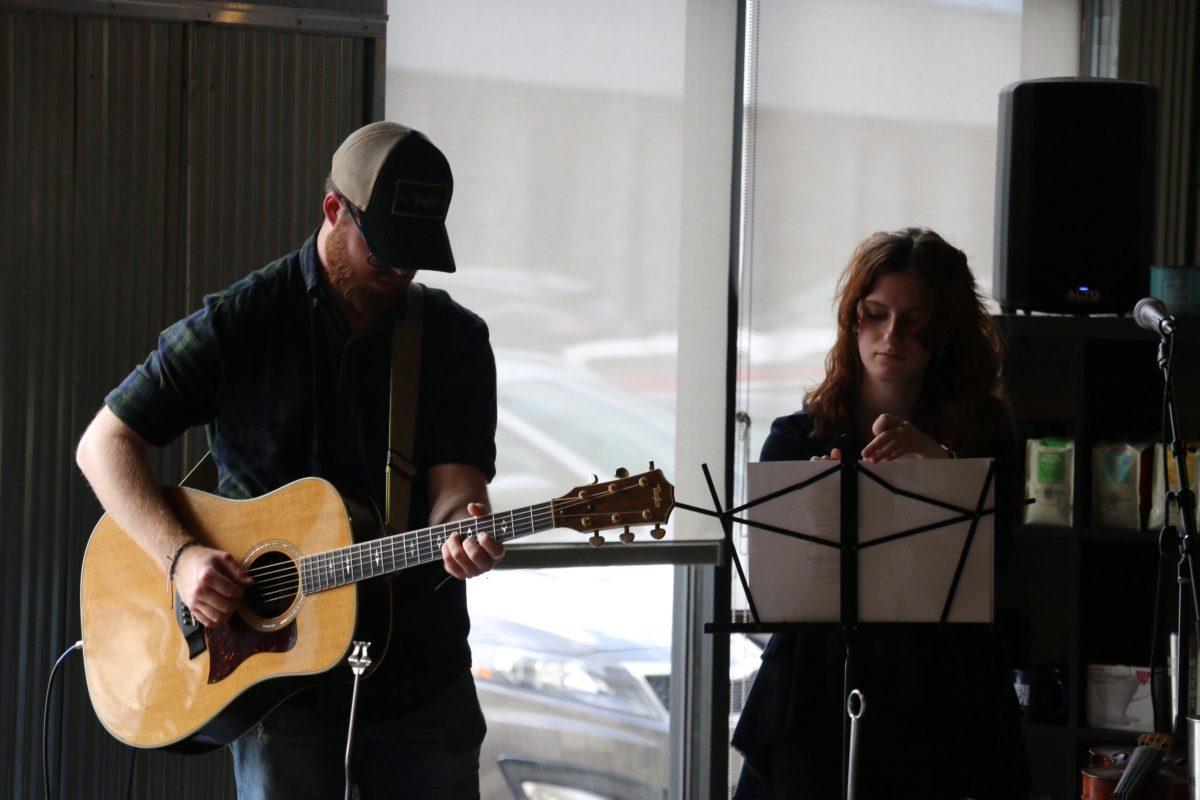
[588,474,598,485]
[614,467,629,479]
[589,534,605,547]
[620,527,634,544]
[650,525,666,540]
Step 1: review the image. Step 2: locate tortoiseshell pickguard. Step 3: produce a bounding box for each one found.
[205,614,297,684]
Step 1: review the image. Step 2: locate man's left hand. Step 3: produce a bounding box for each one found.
[441,502,505,579]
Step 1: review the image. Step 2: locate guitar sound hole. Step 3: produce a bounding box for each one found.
[245,551,299,619]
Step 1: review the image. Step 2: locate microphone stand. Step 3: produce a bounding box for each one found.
[1157,329,1200,737]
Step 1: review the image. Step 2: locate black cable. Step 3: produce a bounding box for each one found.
[125,748,137,800]
[1150,334,1177,732]
[43,641,82,800]
[1151,523,1167,730]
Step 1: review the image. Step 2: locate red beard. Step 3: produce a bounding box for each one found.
[323,220,406,321]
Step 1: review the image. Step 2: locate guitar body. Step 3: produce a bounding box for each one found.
[1081,733,1189,800]
[78,465,677,755]
[80,477,391,753]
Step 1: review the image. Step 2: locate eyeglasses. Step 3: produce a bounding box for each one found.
[341,197,399,270]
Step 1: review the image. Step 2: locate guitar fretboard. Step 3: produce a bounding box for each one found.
[298,501,555,594]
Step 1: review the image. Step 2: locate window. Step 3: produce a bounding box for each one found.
[386,2,736,796]
[729,0,1078,793]
[736,0,1079,461]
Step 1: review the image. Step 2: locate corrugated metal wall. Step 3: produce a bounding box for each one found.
[1118,0,1200,265]
[1,7,368,797]
[188,25,363,295]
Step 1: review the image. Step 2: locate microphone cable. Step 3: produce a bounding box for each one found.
[42,640,139,800]
[1149,331,1177,732]
[43,640,82,800]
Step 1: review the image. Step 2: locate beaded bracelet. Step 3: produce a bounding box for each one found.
[166,539,200,599]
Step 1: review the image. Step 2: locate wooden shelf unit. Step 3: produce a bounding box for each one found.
[995,313,1196,799]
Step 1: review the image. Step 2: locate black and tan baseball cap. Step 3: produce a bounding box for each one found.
[330,121,456,272]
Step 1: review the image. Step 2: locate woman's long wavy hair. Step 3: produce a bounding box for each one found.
[804,228,1011,455]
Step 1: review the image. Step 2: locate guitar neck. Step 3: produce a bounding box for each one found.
[1111,739,1169,799]
[298,501,556,594]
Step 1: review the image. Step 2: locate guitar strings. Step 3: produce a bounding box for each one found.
[245,507,560,602]
[242,500,561,581]
[248,508,564,602]
[244,484,661,601]
[247,503,580,601]
[244,484,642,580]
[240,506,551,585]
[248,486,659,601]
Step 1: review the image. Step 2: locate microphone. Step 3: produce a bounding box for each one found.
[1133,297,1176,336]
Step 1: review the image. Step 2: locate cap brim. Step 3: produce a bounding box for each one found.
[358,210,456,273]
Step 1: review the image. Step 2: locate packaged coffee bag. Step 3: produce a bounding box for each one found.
[1092,441,1152,530]
[1148,442,1199,530]
[1025,438,1074,526]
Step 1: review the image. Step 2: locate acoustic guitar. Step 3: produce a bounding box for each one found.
[1081,731,1188,799]
[80,467,674,753]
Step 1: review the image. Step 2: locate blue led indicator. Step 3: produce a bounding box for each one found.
[1078,286,1089,292]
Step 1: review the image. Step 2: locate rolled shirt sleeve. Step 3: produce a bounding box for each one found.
[104,300,224,448]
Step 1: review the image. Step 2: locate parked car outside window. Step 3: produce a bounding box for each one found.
[470,355,761,799]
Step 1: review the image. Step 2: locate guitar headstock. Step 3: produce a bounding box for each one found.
[1136,731,1173,752]
[552,464,675,546]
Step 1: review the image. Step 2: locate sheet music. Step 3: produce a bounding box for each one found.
[745,461,841,622]
[747,459,994,624]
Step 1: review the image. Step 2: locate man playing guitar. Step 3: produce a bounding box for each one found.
[76,122,504,799]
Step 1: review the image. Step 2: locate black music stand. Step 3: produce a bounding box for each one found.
[677,441,999,800]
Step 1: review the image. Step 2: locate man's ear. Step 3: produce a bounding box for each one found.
[321,192,343,226]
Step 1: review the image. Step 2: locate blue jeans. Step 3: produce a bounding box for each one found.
[230,671,486,799]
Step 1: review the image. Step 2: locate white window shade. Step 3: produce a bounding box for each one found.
[738,0,1079,463]
[386,0,734,547]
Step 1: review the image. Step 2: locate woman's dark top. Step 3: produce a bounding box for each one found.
[731,412,1030,800]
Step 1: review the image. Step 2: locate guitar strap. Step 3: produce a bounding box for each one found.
[179,450,217,491]
[385,282,425,533]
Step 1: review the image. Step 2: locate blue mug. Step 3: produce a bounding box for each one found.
[1012,666,1068,723]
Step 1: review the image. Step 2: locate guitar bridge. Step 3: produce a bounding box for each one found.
[173,592,207,660]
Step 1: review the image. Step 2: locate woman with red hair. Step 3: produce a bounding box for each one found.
[732,228,1029,799]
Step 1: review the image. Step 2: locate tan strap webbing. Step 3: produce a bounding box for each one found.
[179,450,218,491]
[385,282,425,532]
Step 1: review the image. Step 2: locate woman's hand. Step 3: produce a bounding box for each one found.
[861,414,947,462]
[809,447,843,461]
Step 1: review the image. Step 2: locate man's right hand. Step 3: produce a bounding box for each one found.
[174,545,253,627]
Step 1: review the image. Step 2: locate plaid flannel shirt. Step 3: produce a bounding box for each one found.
[106,231,497,716]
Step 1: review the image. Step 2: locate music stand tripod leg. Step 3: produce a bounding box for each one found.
[845,689,866,800]
[344,641,372,800]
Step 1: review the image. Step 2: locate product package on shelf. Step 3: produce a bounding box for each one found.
[1148,442,1199,531]
[1091,441,1152,530]
[1024,437,1074,526]
[1086,664,1167,731]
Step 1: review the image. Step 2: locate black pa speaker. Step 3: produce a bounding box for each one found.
[994,78,1157,314]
